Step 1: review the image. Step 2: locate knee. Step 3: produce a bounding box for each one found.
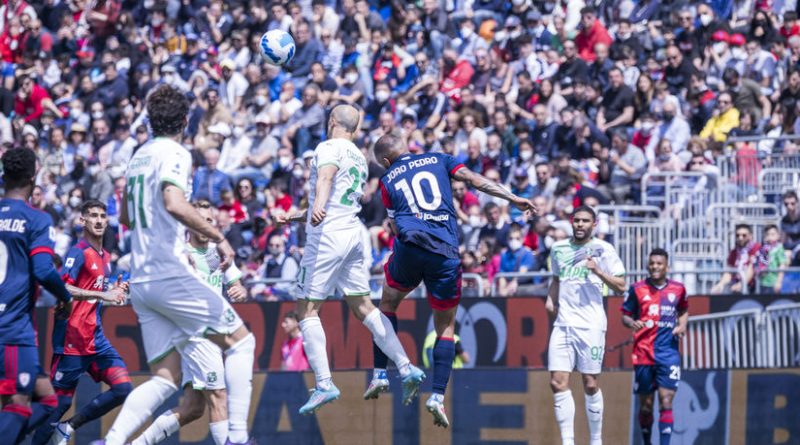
[550,377,568,393]
[111,382,133,402]
[583,380,599,395]
[639,402,653,415]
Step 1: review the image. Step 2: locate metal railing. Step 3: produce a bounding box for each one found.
[682,308,767,370]
[764,302,800,368]
[490,271,553,297]
[596,205,667,274]
[758,167,800,202]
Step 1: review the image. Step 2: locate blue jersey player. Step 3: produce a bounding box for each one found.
[0,149,73,443]
[365,134,536,428]
[621,249,688,445]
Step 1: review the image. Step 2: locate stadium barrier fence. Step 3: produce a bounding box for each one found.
[682,307,767,370]
[764,302,800,368]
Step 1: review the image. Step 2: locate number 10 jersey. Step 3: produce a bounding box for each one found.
[379,152,464,260]
[125,137,195,283]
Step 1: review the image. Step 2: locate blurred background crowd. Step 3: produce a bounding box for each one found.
[3,0,800,302]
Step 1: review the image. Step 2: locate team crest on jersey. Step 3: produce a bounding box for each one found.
[668,293,676,303]
[65,258,74,268]
[224,308,235,323]
[55,371,63,381]
[49,227,56,241]
[18,372,30,387]
[207,372,217,383]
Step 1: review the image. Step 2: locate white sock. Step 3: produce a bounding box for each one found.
[209,420,229,445]
[105,376,178,445]
[554,390,575,445]
[300,317,333,389]
[225,333,255,443]
[363,309,411,376]
[131,410,180,445]
[585,389,604,445]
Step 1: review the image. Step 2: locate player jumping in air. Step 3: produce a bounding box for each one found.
[32,200,131,445]
[0,149,73,443]
[366,134,537,428]
[277,104,424,415]
[131,201,249,445]
[96,85,255,445]
[621,248,688,445]
[546,206,626,445]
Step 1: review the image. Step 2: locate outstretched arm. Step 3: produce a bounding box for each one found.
[453,167,537,214]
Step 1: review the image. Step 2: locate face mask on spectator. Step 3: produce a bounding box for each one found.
[123,104,134,116]
[233,126,245,138]
[713,42,726,54]
[618,31,631,40]
[92,111,103,120]
[461,27,473,39]
[544,235,554,249]
[69,196,81,208]
[494,30,508,42]
[641,122,654,132]
[279,156,292,168]
[520,150,533,161]
[269,246,282,256]
[469,215,482,227]
[699,13,713,26]
[731,48,746,60]
[70,108,82,120]
[396,102,407,112]
[509,239,523,251]
[658,153,671,162]
[488,147,500,158]
[512,0,525,4]
[375,90,390,102]
[292,167,303,178]
[152,17,164,26]
[88,165,100,176]
[255,96,267,106]
[509,29,521,39]
[345,72,358,84]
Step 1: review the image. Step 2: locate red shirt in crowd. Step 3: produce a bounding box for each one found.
[726,241,761,287]
[440,60,475,99]
[576,19,613,63]
[219,200,248,224]
[14,83,50,123]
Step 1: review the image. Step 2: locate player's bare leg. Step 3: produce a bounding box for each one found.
[425,306,457,428]
[365,285,409,400]
[101,351,181,445]
[550,371,575,445]
[582,373,603,445]
[132,387,228,445]
[656,387,675,445]
[347,294,424,406]
[637,393,655,444]
[206,325,255,444]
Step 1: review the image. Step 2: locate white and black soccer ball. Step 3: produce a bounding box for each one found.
[259,29,296,66]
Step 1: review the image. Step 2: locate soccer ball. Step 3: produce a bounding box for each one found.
[259,29,296,66]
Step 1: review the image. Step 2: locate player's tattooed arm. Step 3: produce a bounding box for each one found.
[66,284,126,304]
[453,168,538,214]
[277,208,308,224]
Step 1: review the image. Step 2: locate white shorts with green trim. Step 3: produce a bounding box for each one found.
[180,337,225,390]
[130,275,244,365]
[296,226,371,300]
[547,325,606,375]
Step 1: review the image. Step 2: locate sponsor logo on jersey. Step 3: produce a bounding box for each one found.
[91,263,99,270]
[643,294,651,302]
[93,275,105,290]
[648,305,659,316]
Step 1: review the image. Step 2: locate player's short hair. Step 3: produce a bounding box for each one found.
[735,223,752,234]
[284,310,299,321]
[146,84,190,137]
[374,133,404,161]
[1,148,37,189]
[572,205,596,222]
[192,199,213,209]
[649,248,669,261]
[80,199,107,215]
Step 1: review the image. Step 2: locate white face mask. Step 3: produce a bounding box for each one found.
[345,72,358,84]
[69,196,81,208]
[731,48,746,60]
[618,32,631,40]
[92,111,104,120]
[255,96,267,106]
[512,0,525,5]
[292,168,303,178]
[269,246,283,256]
[123,104,134,116]
[396,103,407,112]
[88,165,100,176]
[508,239,523,251]
[713,42,727,54]
[510,30,522,39]
[469,215,482,227]
[494,30,508,41]
[70,108,82,120]
[488,148,500,158]
[461,27,473,39]
[152,17,164,26]
[278,156,292,168]
[520,150,533,161]
[699,13,713,26]
[375,90,390,102]
[641,122,654,132]
[544,235,554,249]
[233,126,245,138]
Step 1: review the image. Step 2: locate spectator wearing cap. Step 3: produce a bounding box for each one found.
[664,44,696,97]
[575,7,612,63]
[64,123,90,173]
[597,67,634,132]
[727,32,748,72]
[704,30,734,89]
[723,67,771,122]
[700,91,740,142]
[285,19,323,89]
[219,59,248,112]
[602,129,647,204]
[283,84,325,156]
[193,147,233,207]
[160,64,190,91]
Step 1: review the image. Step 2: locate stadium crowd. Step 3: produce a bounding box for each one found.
[3,0,800,300]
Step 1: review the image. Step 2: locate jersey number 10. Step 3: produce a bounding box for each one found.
[395,172,443,214]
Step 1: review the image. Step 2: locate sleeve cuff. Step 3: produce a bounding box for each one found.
[450,164,465,176]
[317,162,340,169]
[161,178,186,191]
[30,246,55,257]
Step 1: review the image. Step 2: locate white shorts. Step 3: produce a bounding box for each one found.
[296,227,370,300]
[548,326,606,375]
[130,275,244,365]
[180,337,225,390]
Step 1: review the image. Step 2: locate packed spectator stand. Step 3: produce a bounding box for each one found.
[3,0,800,303]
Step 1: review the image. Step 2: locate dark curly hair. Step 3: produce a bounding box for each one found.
[146,84,190,137]
[1,148,37,189]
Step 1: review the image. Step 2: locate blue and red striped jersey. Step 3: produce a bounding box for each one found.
[0,198,56,346]
[621,279,688,365]
[53,239,112,355]
[379,153,464,259]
